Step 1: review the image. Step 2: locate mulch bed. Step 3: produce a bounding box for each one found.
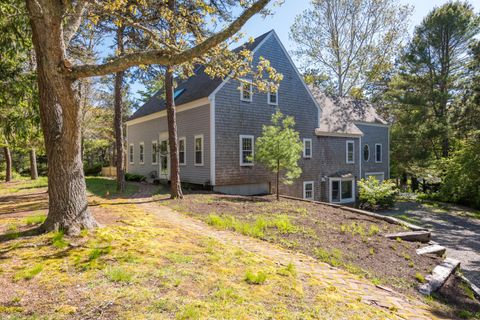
[166,192,480,316]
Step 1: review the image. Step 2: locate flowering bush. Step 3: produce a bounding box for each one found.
[358,177,398,211]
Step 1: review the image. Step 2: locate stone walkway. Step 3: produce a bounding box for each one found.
[382,199,480,288]
[133,193,440,320]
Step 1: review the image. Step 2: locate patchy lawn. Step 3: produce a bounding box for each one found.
[0,178,397,319]
[157,189,480,319]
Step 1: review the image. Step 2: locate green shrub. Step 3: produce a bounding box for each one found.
[436,132,480,209]
[83,164,102,176]
[125,173,146,182]
[244,270,267,285]
[358,177,398,210]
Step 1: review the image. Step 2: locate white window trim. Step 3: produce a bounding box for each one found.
[194,134,204,166]
[303,181,314,200]
[365,172,385,182]
[240,79,253,102]
[329,177,355,203]
[151,140,158,165]
[303,138,312,158]
[139,142,145,165]
[375,143,383,163]
[179,137,186,166]
[239,135,255,166]
[129,143,134,164]
[346,140,355,164]
[267,89,278,105]
[363,144,370,162]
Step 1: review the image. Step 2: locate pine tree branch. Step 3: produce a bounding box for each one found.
[68,0,270,79]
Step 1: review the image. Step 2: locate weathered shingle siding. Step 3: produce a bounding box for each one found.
[126,104,211,184]
[356,123,389,179]
[314,136,360,202]
[214,33,321,199]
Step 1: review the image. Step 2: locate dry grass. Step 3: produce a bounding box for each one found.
[0,178,392,319]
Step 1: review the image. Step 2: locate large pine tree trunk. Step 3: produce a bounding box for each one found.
[27,0,97,234]
[114,27,125,192]
[165,67,183,199]
[30,148,38,180]
[3,146,12,182]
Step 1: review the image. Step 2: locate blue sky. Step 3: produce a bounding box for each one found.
[128,0,480,99]
[239,0,480,55]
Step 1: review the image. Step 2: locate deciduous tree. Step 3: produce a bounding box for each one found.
[290,0,411,97]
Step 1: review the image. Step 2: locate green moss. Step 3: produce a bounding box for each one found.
[415,272,426,283]
[14,264,43,281]
[24,214,46,226]
[51,231,68,249]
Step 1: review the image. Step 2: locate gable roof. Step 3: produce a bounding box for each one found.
[129,31,273,121]
[310,86,388,137]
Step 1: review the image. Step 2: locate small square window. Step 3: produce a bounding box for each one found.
[303,181,314,200]
[303,139,312,158]
[240,80,252,102]
[268,89,278,105]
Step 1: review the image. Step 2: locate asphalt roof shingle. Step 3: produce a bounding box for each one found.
[129,30,273,121]
[310,86,388,135]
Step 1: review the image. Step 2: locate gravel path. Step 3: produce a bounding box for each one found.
[382,199,480,288]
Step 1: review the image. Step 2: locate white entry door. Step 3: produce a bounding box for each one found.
[158,132,170,180]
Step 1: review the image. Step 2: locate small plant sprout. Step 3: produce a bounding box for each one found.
[245,270,267,285]
[415,272,426,283]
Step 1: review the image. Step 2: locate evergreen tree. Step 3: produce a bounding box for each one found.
[255,110,303,201]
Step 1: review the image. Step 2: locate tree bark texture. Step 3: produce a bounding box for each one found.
[166,0,183,199]
[3,146,12,182]
[30,148,38,180]
[114,27,125,192]
[26,0,97,234]
[165,67,183,199]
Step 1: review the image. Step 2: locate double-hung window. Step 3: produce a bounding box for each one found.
[375,143,382,163]
[152,141,158,165]
[179,137,186,165]
[268,88,278,105]
[303,181,314,200]
[194,135,204,166]
[303,139,312,158]
[240,80,253,102]
[346,140,354,164]
[239,135,254,166]
[129,144,134,164]
[139,142,145,164]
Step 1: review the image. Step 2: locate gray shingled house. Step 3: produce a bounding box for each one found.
[126,30,389,203]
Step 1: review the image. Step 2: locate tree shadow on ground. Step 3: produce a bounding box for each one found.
[0,226,43,245]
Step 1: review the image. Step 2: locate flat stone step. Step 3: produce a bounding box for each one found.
[419,258,460,295]
[384,231,431,243]
[416,244,446,256]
